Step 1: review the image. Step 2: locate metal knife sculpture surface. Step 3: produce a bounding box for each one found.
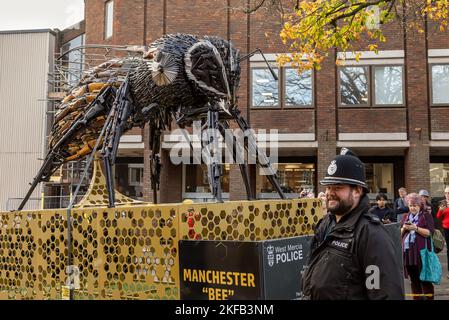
[18,33,285,210]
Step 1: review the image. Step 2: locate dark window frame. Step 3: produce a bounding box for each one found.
[250,65,315,110]
[372,64,406,107]
[250,66,281,109]
[283,67,314,109]
[338,65,371,107]
[338,64,405,108]
[429,63,449,107]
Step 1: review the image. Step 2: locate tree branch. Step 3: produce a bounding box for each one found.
[243,0,267,14]
[328,0,394,26]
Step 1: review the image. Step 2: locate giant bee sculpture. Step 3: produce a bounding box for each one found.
[18,33,285,210]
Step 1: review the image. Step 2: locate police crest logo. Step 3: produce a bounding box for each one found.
[327,160,337,176]
[268,256,274,267]
[267,245,275,267]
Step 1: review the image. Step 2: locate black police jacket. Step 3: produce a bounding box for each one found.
[368,205,397,222]
[301,195,404,300]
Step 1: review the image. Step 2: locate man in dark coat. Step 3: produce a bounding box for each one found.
[368,193,396,224]
[301,148,404,300]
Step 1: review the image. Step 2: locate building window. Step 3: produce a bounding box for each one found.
[251,64,314,109]
[114,162,143,200]
[252,68,279,107]
[339,65,404,107]
[340,66,369,106]
[431,64,449,105]
[374,66,404,105]
[128,164,144,187]
[184,164,230,202]
[285,68,313,107]
[61,34,85,86]
[256,163,315,199]
[365,163,394,200]
[430,163,449,197]
[104,0,114,39]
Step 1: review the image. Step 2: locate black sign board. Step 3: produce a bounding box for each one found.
[179,241,263,300]
[179,236,312,300]
[260,236,312,299]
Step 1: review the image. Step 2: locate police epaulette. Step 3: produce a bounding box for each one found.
[364,213,381,224]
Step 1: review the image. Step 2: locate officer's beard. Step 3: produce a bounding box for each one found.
[326,194,355,216]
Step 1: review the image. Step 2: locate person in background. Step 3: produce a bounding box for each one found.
[368,193,396,224]
[419,189,432,216]
[299,188,307,198]
[400,193,435,300]
[436,186,449,279]
[306,190,315,198]
[395,187,409,222]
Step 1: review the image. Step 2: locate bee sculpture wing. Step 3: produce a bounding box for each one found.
[151,52,179,86]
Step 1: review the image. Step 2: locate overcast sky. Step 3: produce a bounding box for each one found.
[0,0,84,31]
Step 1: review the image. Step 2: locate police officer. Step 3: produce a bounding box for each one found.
[301,148,404,300]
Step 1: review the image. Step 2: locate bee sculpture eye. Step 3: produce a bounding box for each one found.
[185,41,232,101]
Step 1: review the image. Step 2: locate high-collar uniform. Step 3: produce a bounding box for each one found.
[301,195,404,300]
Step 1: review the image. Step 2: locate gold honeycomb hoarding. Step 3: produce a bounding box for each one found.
[0,199,323,300]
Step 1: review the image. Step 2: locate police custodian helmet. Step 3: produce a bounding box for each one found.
[320,147,368,191]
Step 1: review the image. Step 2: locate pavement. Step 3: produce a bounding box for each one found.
[404,248,449,300]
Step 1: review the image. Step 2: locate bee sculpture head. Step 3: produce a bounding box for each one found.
[184,36,241,110]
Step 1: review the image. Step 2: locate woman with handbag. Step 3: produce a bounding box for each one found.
[437,186,449,278]
[400,193,435,300]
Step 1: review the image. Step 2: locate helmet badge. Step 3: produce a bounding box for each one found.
[328,160,337,176]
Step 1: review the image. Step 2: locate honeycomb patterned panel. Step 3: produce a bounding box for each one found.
[70,205,180,300]
[74,159,144,208]
[178,198,323,241]
[0,210,67,300]
[0,199,324,300]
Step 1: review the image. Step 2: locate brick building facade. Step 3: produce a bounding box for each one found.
[65,0,449,204]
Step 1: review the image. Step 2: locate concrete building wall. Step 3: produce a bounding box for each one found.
[0,30,55,210]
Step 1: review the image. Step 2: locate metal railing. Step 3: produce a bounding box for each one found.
[50,44,147,94]
[6,195,86,211]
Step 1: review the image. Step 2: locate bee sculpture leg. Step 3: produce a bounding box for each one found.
[101,79,135,208]
[231,109,286,199]
[218,120,255,200]
[16,151,61,211]
[149,128,162,204]
[102,156,115,208]
[17,86,117,211]
[205,107,223,203]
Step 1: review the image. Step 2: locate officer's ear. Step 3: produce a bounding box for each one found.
[351,185,363,197]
